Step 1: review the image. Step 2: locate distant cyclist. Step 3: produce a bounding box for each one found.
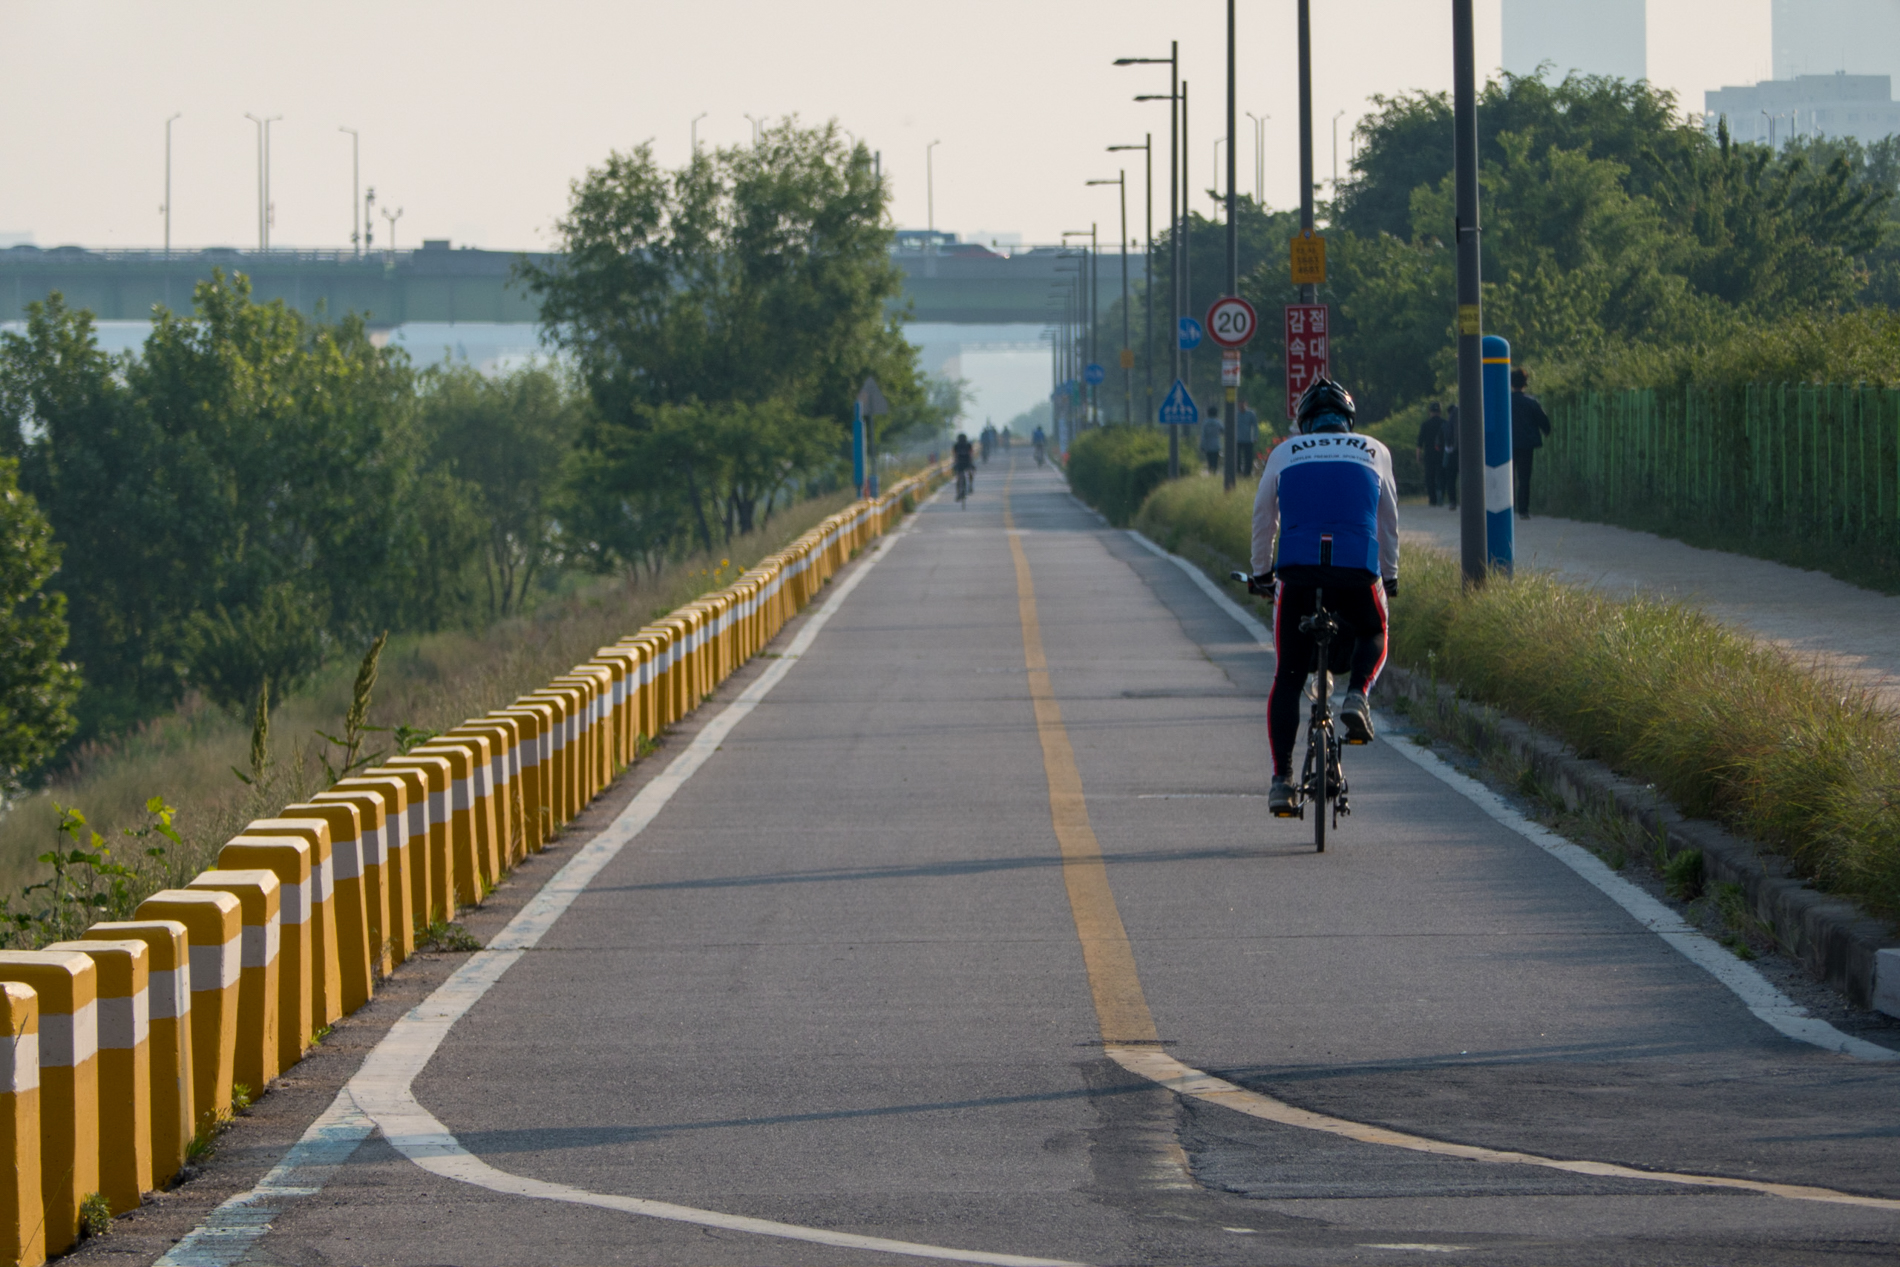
[1249,377,1399,816]
[1031,424,1047,466]
[953,431,977,496]
[980,423,996,463]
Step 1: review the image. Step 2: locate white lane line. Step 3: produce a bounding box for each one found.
[161,507,1082,1267]
[1124,529,1897,1063]
[1106,1044,1900,1211]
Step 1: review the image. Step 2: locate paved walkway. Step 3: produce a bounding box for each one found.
[148,458,1900,1266]
[1401,508,1900,711]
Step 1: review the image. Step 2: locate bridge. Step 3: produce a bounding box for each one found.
[0,239,1111,327]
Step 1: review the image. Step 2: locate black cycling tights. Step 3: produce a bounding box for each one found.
[1268,581,1389,777]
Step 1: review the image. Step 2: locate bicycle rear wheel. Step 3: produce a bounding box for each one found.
[1311,726,1330,852]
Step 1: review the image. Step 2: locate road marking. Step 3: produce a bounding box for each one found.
[1002,501,1900,1212]
[161,497,1081,1267]
[1126,528,1897,1064]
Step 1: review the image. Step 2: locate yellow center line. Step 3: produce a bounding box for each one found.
[1002,465,1900,1214]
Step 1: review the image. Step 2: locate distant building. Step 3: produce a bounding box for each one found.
[1503,0,1645,84]
[893,229,960,252]
[1705,72,1900,145]
[1773,0,1900,82]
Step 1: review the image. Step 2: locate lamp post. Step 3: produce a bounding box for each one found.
[243,113,267,251]
[743,113,761,145]
[1108,137,1154,423]
[1224,0,1238,490]
[162,113,181,258]
[691,112,708,152]
[926,139,942,237]
[381,204,403,257]
[1119,43,1181,475]
[339,126,360,254]
[1332,109,1347,195]
[1454,0,1485,586]
[1087,173,1132,424]
[1063,229,1095,425]
[1245,111,1267,205]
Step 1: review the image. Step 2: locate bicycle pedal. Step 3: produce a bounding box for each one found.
[1344,735,1372,746]
[1270,805,1300,819]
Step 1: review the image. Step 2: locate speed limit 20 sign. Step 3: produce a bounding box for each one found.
[1205,295,1258,348]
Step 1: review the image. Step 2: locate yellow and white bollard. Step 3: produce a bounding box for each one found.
[239,818,340,1032]
[407,741,484,903]
[134,890,240,1132]
[366,765,431,932]
[45,938,150,1213]
[316,781,408,970]
[489,706,549,853]
[0,952,97,1257]
[274,802,372,1012]
[0,981,43,1267]
[452,720,520,867]
[379,754,455,923]
[83,920,191,1189]
[185,870,281,1093]
[416,734,499,890]
[215,836,313,1065]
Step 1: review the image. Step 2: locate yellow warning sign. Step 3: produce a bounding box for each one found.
[1458,304,1482,336]
[1289,230,1327,285]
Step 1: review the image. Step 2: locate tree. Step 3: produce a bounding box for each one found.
[523,120,937,565]
[0,457,79,790]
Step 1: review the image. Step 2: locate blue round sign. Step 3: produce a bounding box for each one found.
[1177,317,1204,351]
[1084,362,1107,385]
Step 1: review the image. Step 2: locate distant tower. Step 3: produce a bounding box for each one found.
[1773,0,1900,82]
[1503,0,1647,84]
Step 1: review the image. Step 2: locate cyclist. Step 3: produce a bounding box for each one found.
[1031,424,1047,465]
[953,431,977,495]
[980,423,996,463]
[1250,377,1399,817]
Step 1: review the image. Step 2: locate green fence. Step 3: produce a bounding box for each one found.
[1539,384,1900,550]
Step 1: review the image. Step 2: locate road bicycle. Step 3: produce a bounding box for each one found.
[1232,572,1355,852]
[955,466,974,506]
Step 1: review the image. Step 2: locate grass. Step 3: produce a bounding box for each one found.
[0,490,858,937]
[1134,473,1900,925]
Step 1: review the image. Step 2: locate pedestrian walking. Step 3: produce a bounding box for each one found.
[1236,399,1260,477]
[1416,402,1447,506]
[1201,407,1223,475]
[1510,368,1552,517]
[1442,404,1460,510]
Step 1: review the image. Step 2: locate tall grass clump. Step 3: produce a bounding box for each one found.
[1132,475,1255,562]
[1392,548,1900,920]
[1067,426,1173,526]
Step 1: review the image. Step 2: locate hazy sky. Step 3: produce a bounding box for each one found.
[1,1,1770,253]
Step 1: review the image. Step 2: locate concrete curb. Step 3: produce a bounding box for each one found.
[1373,665,1900,1016]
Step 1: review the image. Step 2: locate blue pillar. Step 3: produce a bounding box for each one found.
[1482,334,1514,574]
[851,401,866,494]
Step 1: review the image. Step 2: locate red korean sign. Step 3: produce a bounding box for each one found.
[1284,303,1331,419]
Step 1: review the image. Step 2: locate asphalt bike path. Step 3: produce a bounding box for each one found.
[1401,507,1900,712]
[166,455,1900,1265]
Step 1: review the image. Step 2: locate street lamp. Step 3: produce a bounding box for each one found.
[1245,112,1267,205]
[1119,43,1183,475]
[691,112,708,152]
[1108,138,1154,421]
[926,139,942,237]
[1087,173,1132,424]
[1063,230,1096,426]
[743,113,761,145]
[1332,109,1347,196]
[162,113,182,258]
[243,113,280,251]
[339,126,360,255]
[381,204,404,256]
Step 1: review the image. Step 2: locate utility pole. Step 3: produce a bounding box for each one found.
[1454,0,1486,586]
[1224,0,1239,491]
[163,113,181,258]
[340,127,360,255]
[1297,4,1314,304]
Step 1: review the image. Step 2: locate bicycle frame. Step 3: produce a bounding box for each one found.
[1296,588,1351,850]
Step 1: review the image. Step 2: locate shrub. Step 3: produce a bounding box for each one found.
[1067,426,1173,527]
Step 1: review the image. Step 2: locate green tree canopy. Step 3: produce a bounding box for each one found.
[0,457,78,790]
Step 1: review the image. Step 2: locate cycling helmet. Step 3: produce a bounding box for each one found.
[1295,376,1357,434]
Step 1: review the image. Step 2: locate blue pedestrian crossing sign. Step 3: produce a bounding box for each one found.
[1158,378,1199,427]
[1084,362,1107,385]
[1178,317,1204,351]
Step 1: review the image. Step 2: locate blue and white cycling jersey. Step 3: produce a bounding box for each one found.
[1250,431,1400,579]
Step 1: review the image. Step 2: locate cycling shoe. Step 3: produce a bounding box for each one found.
[1341,692,1375,744]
